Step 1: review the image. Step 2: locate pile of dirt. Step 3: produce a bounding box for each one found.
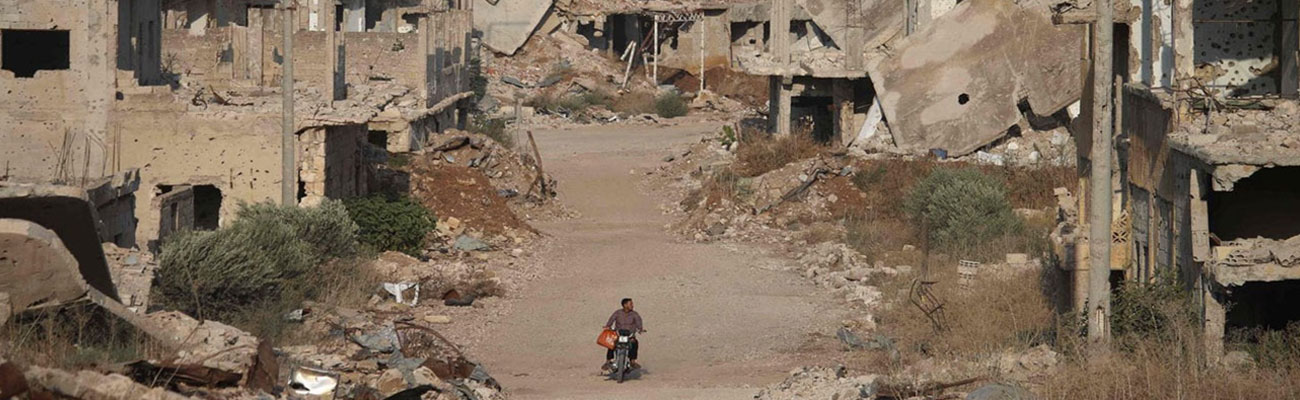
[401,130,564,239]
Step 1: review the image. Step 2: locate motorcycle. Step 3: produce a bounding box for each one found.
[609,329,637,383]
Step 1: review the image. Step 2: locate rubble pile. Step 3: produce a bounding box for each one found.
[754,344,1058,400]
[278,304,505,400]
[367,251,505,306]
[477,2,756,127]
[668,148,868,243]
[754,366,879,400]
[796,242,895,309]
[395,130,570,249]
[103,243,157,312]
[955,126,1077,168]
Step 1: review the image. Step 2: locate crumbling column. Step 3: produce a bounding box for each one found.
[832,79,854,146]
[770,0,790,66]
[770,76,793,136]
[1172,0,1194,88]
[325,1,340,101]
[1203,281,1226,362]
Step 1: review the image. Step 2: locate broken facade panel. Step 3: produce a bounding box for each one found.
[869,0,1085,156]
[473,0,554,55]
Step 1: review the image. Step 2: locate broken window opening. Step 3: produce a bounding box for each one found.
[1226,280,1300,336]
[576,21,608,51]
[368,130,389,147]
[791,96,835,143]
[1207,166,1300,241]
[193,185,222,231]
[1,30,71,78]
[401,13,420,33]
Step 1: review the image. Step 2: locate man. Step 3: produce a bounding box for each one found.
[602,298,645,370]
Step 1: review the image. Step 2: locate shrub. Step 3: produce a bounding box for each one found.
[156,217,315,320]
[154,201,360,321]
[235,201,358,260]
[344,194,436,256]
[654,93,689,118]
[904,168,1022,255]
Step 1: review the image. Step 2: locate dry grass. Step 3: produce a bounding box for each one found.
[733,133,822,177]
[873,265,1056,361]
[1,303,168,369]
[612,91,657,115]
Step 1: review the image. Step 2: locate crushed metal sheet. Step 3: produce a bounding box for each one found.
[290,366,340,396]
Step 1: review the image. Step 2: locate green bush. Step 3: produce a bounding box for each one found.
[904,168,1022,254]
[156,214,315,321]
[344,194,436,256]
[655,93,689,118]
[154,201,365,333]
[235,201,358,260]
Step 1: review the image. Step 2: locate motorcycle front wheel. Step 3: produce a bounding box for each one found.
[614,349,627,383]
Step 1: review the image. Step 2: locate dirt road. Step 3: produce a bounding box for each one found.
[472,121,848,399]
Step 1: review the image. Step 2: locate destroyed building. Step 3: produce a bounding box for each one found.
[1057,0,1300,358]
[730,0,1085,160]
[1,0,473,249]
[474,0,741,93]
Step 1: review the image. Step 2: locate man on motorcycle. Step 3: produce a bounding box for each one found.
[602,298,644,371]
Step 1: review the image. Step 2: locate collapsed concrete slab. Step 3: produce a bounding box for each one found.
[0,219,86,324]
[868,0,1084,156]
[0,183,122,305]
[473,0,554,55]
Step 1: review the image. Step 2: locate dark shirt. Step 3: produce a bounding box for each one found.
[605,309,643,332]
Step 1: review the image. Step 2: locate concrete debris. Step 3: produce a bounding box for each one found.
[22,363,192,400]
[755,366,879,400]
[455,235,493,252]
[367,252,503,304]
[406,129,557,238]
[0,218,89,317]
[103,243,157,312]
[277,306,503,400]
[146,311,260,376]
[836,327,895,352]
[870,0,1084,156]
[0,184,123,304]
[1213,236,1300,268]
[995,344,1059,381]
[473,0,555,55]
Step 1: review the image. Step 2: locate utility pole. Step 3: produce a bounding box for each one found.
[281,0,296,206]
[1087,0,1114,350]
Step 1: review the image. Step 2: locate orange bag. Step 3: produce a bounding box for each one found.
[597,329,618,350]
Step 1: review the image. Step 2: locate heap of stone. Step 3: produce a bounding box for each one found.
[755,366,880,400]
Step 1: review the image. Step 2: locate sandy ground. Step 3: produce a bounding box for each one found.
[459,121,849,399]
